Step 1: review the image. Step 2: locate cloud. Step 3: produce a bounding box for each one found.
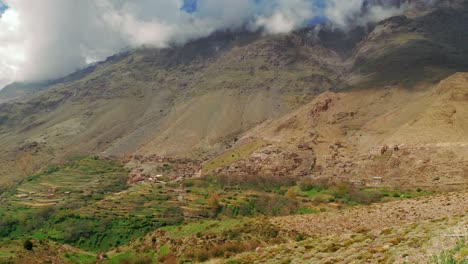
[325,0,408,29]
[253,0,315,33]
[0,0,438,88]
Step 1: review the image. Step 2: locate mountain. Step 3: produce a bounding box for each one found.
[0,29,348,186]
[0,2,467,263]
[1,2,468,186]
[225,72,468,190]
[0,82,49,104]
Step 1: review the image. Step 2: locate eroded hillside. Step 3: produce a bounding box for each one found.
[0,2,468,264]
[1,2,468,188]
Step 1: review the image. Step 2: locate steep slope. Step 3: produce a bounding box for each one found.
[0,31,344,186]
[350,1,468,87]
[0,82,47,104]
[209,72,468,190]
[1,2,468,188]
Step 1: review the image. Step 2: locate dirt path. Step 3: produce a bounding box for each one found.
[272,191,468,237]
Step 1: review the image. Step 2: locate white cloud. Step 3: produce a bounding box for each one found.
[254,0,314,33]
[0,0,436,88]
[0,8,23,87]
[325,0,408,29]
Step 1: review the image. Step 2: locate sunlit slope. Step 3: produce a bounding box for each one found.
[216,72,468,189]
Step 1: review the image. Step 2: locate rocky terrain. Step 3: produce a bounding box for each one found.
[0,1,467,188]
[0,1,467,263]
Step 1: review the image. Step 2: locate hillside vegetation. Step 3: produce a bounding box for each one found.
[0,1,468,263]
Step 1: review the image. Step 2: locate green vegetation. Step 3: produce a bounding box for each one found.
[62,252,95,264]
[0,156,441,263]
[161,218,245,238]
[1,156,295,262]
[0,156,160,252]
[297,177,432,207]
[433,239,468,264]
[202,140,266,173]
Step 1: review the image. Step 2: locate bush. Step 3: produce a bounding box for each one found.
[23,239,33,251]
[299,178,330,191]
[218,174,297,191]
[158,254,177,264]
[189,241,257,262]
[43,165,60,174]
[285,188,297,200]
[295,234,305,242]
[247,194,298,216]
[195,249,210,262]
[347,189,383,205]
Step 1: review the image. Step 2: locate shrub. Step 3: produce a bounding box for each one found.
[347,189,383,205]
[218,174,297,191]
[285,188,297,200]
[295,234,305,242]
[195,249,210,262]
[23,239,33,251]
[158,254,178,264]
[300,177,330,191]
[207,193,221,217]
[189,241,257,262]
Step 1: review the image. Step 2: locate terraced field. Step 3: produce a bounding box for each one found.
[0,156,465,262]
[5,157,128,209]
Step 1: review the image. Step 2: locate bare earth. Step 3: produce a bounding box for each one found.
[272,191,468,237]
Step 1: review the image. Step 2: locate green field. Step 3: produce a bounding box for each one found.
[0,156,437,263]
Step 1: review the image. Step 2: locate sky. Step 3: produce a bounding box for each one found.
[0,0,431,88]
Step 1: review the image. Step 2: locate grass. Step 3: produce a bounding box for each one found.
[11,156,128,209]
[62,252,95,264]
[108,252,134,264]
[202,140,267,173]
[159,244,170,257]
[433,239,468,264]
[0,156,446,262]
[161,218,245,238]
[0,156,166,252]
[298,178,433,208]
[295,208,319,215]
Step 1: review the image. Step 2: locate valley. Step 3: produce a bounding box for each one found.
[0,1,468,263]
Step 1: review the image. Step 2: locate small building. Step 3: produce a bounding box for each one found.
[372,177,384,182]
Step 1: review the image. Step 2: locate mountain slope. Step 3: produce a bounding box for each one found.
[1,2,468,188]
[0,31,344,186]
[209,72,468,190]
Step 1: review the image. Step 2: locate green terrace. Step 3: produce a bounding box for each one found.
[0,155,436,257]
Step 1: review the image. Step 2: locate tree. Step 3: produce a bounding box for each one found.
[23,239,33,251]
[207,193,220,217]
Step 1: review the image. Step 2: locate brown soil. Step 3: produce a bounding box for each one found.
[272,191,468,237]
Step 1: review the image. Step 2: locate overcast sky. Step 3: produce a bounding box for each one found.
[0,0,426,88]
